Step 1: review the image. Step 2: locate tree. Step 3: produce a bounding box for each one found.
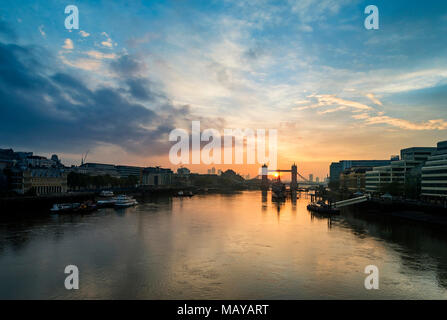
[404,174,421,199]
[67,172,140,190]
[379,181,404,196]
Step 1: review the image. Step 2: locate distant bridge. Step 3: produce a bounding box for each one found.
[258,163,322,191]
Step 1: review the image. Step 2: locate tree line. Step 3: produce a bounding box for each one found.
[67,172,139,190]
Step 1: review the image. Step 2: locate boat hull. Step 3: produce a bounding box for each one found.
[114,202,137,208]
[307,204,340,215]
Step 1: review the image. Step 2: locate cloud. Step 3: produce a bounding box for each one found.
[60,50,116,71]
[85,50,116,60]
[110,54,145,77]
[0,38,224,156]
[62,38,74,50]
[60,54,101,71]
[352,111,447,131]
[109,54,165,102]
[125,78,158,101]
[363,116,447,131]
[295,94,373,112]
[351,113,369,120]
[365,93,382,106]
[101,32,113,48]
[0,41,160,154]
[38,25,46,37]
[316,95,373,110]
[294,100,310,105]
[79,30,90,37]
[298,24,313,32]
[317,106,347,114]
[296,92,447,131]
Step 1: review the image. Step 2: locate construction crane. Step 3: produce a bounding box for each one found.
[81,150,89,165]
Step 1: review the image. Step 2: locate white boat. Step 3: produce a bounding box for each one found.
[97,198,117,207]
[50,203,74,212]
[50,203,81,213]
[114,195,138,208]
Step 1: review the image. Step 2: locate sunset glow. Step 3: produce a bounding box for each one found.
[1,1,446,181]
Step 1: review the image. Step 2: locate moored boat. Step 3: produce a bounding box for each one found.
[307,202,340,215]
[271,181,286,201]
[114,195,138,208]
[97,198,117,208]
[50,203,79,213]
[78,201,97,212]
[50,201,97,213]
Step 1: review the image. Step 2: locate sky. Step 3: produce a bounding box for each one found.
[1,0,447,179]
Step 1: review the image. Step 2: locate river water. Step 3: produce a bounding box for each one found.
[1,191,447,299]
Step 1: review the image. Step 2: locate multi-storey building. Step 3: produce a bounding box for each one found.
[330,159,391,183]
[115,165,143,179]
[75,163,120,177]
[421,141,447,200]
[340,168,369,192]
[400,147,436,162]
[10,168,68,195]
[365,160,421,194]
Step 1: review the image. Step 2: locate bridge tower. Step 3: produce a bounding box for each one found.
[261,164,269,191]
[291,163,298,192]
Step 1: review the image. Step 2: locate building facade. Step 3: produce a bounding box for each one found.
[366,160,424,195]
[75,163,120,177]
[330,159,391,183]
[340,168,368,192]
[365,167,391,194]
[142,167,173,186]
[401,147,436,162]
[115,165,143,179]
[10,168,68,195]
[421,141,447,200]
[329,162,342,182]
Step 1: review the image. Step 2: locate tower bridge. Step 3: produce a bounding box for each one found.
[260,163,321,191]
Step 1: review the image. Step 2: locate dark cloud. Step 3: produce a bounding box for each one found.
[110,54,166,102]
[0,42,175,156]
[126,78,157,101]
[0,23,226,158]
[110,54,145,77]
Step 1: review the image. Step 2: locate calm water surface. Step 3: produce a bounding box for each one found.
[1,191,447,299]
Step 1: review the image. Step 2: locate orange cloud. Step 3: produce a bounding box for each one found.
[365,93,383,106]
[364,116,447,130]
